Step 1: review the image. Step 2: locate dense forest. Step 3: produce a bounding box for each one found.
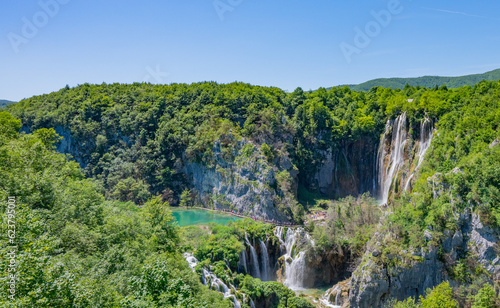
[346,68,500,91]
[0,100,16,108]
[2,79,500,307]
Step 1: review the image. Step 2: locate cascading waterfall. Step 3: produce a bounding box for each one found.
[404,117,434,191]
[319,284,342,308]
[245,232,261,279]
[183,253,241,308]
[259,238,272,281]
[274,227,312,290]
[183,252,198,272]
[377,112,408,204]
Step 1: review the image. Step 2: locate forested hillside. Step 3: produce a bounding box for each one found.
[346,68,500,91]
[3,79,500,307]
[0,100,16,108]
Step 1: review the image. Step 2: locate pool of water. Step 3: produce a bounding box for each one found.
[172,209,243,227]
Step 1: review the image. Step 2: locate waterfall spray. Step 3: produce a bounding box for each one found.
[259,238,272,281]
[245,232,261,279]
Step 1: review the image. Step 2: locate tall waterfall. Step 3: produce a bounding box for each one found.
[259,239,272,281]
[377,112,408,204]
[377,112,435,202]
[245,232,261,279]
[274,227,311,290]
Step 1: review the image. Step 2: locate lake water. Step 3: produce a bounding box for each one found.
[172,209,242,226]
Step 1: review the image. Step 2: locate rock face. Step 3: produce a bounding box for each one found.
[304,248,351,288]
[183,138,297,222]
[348,167,500,308]
[312,137,379,199]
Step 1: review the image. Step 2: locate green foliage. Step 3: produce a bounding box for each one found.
[472,283,497,308]
[390,281,461,308]
[261,143,274,162]
[180,189,193,207]
[0,118,228,307]
[239,275,314,308]
[419,281,459,308]
[312,194,380,256]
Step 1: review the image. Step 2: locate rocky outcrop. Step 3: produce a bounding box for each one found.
[183,138,297,222]
[319,278,351,308]
[304,248,351,288]
[312,137,379,199]
[348,168,500,308]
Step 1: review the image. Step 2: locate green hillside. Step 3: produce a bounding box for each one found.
[346,68,500,91]
[0,99,16,108]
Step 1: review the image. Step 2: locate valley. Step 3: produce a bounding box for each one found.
[1,79,499,307]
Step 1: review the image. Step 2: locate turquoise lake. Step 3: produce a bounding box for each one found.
[172,209,242,227]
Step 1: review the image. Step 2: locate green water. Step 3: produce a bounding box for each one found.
[172,209,242,227]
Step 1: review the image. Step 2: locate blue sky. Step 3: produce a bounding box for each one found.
[1,0,500,101]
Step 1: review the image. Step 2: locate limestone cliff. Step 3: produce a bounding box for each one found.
[312,137,379,199]
[183,138,298,222]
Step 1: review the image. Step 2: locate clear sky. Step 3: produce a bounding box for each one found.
[1,0,500,101]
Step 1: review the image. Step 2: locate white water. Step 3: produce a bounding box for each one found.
[259,239,272,281]
[183,253,241,308]
[245,232,261,279]
[183,252,198,272]
[319,284,342,308]
[237,250,248,274]
[274,227,311,290]
[404,117,433,191]
[378,112,408,204]
[250,298,256,308]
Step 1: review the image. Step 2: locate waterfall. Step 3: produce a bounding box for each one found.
[319,284,342,308]
[378,112,408,204]
[237,250,248,274]
[404,117,434,191]
[259,239,272,281]
[274,227,311,290]
[202,269,241,308]
[250,299,256,308]
[245,232,261,279]
[183,252,198,272]
[284,251,306,289]
[184,253,241,308]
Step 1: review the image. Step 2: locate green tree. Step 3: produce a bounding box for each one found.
[472,283,497,308]
[420,281,459,308]
[261,143,274,162]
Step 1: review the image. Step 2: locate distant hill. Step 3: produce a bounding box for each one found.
[0,100,16,108]
[345,68,500,91]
